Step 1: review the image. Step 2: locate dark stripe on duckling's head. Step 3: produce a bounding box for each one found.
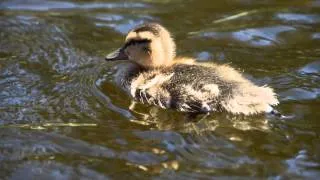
[106,39,152,61]
[123,39,151,49]
[133,23,161,36]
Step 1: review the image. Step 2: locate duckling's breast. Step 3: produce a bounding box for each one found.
[113,62,144,94]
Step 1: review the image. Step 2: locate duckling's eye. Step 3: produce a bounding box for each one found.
[143,47,151,53]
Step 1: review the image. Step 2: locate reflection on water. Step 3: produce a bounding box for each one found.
[0,0,320,179]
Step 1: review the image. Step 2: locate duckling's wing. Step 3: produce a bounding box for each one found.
[162,64,233,112]
[130,64,229,112]
[130,70,174,109]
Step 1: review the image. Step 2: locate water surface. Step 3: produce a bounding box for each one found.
[0,0,320,179]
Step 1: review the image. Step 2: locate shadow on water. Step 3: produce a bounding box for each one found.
[0,0,320,179]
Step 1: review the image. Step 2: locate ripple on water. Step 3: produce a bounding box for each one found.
[298,60,320,74]
[196,51,213,62]
[94,14,124,22]
[0,0,148,11]
[312,33,320,39]
[0,15,113,125]
[134,129,258,173]
[9,161,109,180]
[276,13,320,24]
[283,150,320,179]
[0,15,84,73]
[0,62,42,123]
[280,88,320,101]
[194,25,296,47]
[94,14,155,34]
[232,26,296,46]
[273,60,320,102]
[0,129,115,161]
[119,151,168,166]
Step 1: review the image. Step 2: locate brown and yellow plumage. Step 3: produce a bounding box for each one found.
[105,23,278,115]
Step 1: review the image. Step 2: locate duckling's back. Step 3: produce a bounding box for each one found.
[126,63,278,115]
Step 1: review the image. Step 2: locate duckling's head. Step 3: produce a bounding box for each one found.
[105,23,176,68]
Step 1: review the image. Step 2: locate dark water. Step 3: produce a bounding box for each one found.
[1,0,320,179]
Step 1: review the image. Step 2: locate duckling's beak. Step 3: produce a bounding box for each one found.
[105,48,128,61]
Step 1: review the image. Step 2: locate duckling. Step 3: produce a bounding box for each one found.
[105,23,279,115]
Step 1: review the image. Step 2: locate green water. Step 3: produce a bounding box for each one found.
[0,0,319,179]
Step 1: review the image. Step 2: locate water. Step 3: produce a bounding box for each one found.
[0,0,320,179]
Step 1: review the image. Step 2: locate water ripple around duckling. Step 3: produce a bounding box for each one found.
[1,0,320,179]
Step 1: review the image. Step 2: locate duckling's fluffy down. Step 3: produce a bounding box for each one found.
[126,62,278,115]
